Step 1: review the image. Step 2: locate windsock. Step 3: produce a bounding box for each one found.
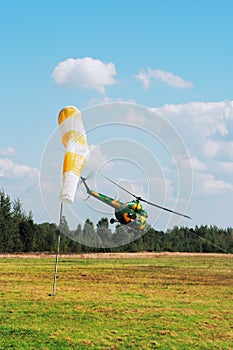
[58,106,89,204]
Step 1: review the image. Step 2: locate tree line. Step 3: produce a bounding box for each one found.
[0,190,232,254]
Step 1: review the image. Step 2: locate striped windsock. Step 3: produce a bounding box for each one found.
[58,106,89,204]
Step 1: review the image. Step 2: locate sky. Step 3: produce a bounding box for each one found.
[1,0,233,232]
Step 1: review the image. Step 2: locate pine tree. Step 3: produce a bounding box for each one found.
[96,218,112,248]
[82,218,97,251]
[0,191,13,252]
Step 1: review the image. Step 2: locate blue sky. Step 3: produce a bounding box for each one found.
[1,0,233,231]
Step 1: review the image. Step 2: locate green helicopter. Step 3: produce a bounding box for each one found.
[80,177,191,230]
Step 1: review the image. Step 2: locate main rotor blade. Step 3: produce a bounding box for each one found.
[140,198,191,219]
[104,176,191,219]
[104,176,140,199]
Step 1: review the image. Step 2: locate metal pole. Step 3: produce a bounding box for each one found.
[50,203,63,296]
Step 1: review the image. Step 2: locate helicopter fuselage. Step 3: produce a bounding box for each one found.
[81,177,148,230]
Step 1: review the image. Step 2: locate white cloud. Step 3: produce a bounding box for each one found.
[203,139,220,159]
[191,157,207,171]
[135,68,194,89]
[0,147,16,157]
[150,100,233,169]
[217,141,233,160]
[135,69,151,89]
[217,162,233,173]
[52,57,116,93]
[197,172,233,195]
[148,176,174,203]
[148,68,194,88]
[85,145,112,173]
[125,107,147,126]
[148,99,233,205]
[0,157,39,180]
[153,100,233,138]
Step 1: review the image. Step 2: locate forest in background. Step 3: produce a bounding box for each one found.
[0,190,232,254]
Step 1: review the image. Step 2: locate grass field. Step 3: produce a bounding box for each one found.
[0,252,232,349]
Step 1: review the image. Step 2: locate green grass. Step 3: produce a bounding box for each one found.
[0,254,232,349]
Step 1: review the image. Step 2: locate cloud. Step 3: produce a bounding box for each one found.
[150,100,233,166]
[52,57,116,93]
[135,68,194,89]
[216,162,233,173]
[135,69,151,89]
[179,156,207,172]
[124,107,147,126]
[148,99,233,203]
[217,141,233,160]
[153,100,233,138]
[148,176,174,203]
[0,157,39,180]
[0,147,16,157]
[203,139,220,159]
[197,172,233,195]
[85,145,112,173]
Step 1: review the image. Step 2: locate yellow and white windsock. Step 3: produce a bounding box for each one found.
[58,106,89,204]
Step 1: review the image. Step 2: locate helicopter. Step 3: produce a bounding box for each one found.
[80,176,191,230]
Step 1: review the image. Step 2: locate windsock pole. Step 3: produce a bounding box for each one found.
[51,203,63,296]
[50,105,89,296]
